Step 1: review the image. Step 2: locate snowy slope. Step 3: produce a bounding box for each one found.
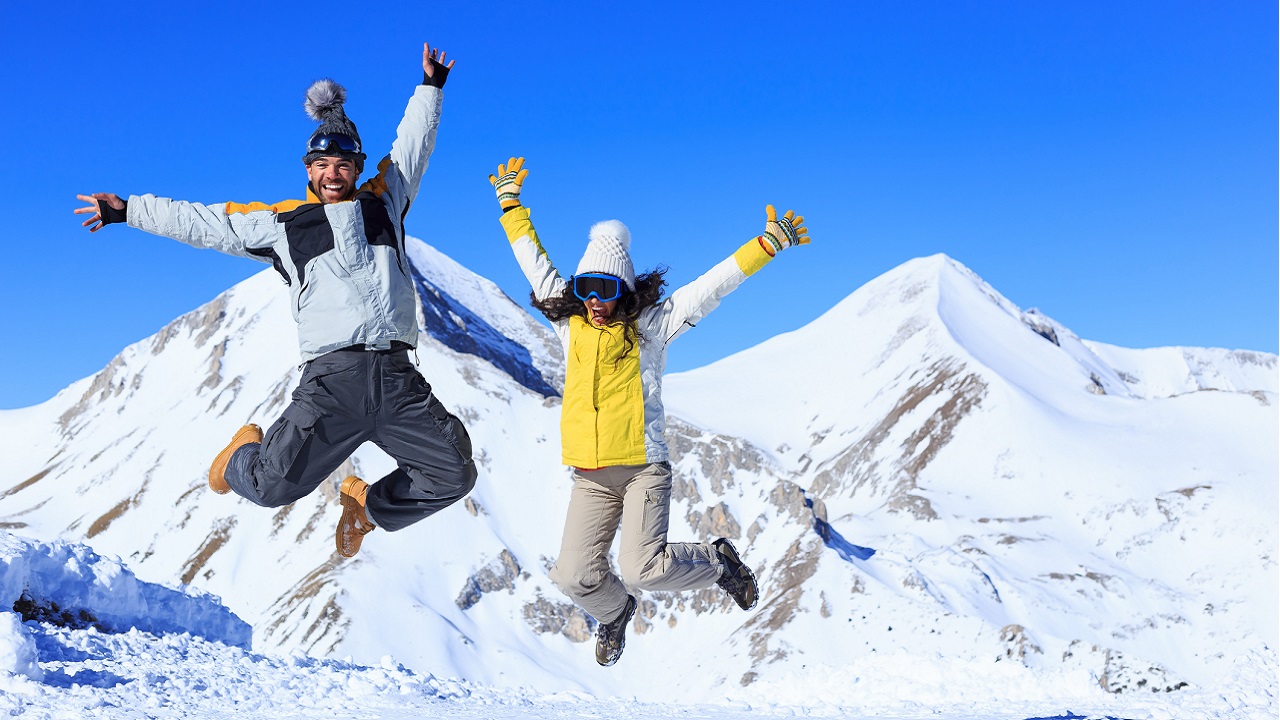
[0,531,1273,719]
[0,246,1274,714]
[664,254,1277,691]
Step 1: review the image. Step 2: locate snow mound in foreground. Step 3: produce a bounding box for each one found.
[0,612,40,681]
[0,533,250,652]
[0,531,1272,718]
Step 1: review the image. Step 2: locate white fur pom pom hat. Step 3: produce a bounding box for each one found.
[575,220,636,292]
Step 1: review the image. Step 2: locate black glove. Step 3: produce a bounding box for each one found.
[99,199,128,226]
[423,57,451,89]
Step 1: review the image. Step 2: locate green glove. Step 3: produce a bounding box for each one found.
[488,157,529,210]
[761,204,810,255]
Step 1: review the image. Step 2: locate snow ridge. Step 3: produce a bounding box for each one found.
[0,533,249,652]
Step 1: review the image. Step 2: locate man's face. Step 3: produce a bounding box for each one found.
[306,156,359,204]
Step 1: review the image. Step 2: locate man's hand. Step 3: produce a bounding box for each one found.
[423,43,455,89]
[760,204,810,255]
[489,157,528,211]
[74,193,126,233]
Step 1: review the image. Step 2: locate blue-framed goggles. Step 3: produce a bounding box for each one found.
[306,132,361,154]
[572,273,624,302]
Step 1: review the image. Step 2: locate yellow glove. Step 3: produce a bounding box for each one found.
[488,157,528,210]
[761,204,810,255]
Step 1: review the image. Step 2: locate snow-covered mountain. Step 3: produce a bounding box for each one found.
[664,255,1277,693]
[0,242,1273,707]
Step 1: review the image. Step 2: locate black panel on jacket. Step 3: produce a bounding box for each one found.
[358,193,400,252]
[278,204,335,288]
[358,192,406,276]
[247,246,291,286]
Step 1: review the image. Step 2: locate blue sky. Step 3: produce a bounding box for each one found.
[1,1,1275,409]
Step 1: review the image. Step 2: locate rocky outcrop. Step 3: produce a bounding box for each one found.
[809,358,987,520]
[522,593,594,643]
[457,550,523,610]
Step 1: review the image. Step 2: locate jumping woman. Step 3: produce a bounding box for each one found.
[488,157,811,666]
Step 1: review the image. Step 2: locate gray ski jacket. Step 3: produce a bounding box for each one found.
[126,84,443,361]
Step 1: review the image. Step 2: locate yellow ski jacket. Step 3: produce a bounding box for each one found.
[500,206,775,468]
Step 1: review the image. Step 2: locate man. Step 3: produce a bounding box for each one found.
[74,43,476,559]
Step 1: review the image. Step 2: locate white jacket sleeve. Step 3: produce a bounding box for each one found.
[367,85,443,220]
[126,193,276,262]
[648,236,777,347]
[498,206,569,303]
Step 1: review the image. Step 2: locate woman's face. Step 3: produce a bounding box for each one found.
[585,297,618,325]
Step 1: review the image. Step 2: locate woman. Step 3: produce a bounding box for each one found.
[488,157,810,666]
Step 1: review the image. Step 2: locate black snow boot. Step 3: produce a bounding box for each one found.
[714,538,758,610]
[594,595,637,667]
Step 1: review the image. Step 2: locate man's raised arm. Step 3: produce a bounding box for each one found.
[378,42,455,210]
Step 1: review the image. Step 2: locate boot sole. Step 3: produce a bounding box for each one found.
[716,539,759,611]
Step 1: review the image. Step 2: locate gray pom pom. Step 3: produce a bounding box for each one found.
[304,79,347,120]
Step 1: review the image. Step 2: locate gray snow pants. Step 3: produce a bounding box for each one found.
[225,345,477,532]
[548,462,723,624]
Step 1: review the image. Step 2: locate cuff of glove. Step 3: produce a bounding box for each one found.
[99,199,128,226]
[733,236,775,277]
[422,59,450,89]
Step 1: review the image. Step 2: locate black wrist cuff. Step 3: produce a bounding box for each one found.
[423,58,450,89]
[100,199,128,225]
[502,204,521,214]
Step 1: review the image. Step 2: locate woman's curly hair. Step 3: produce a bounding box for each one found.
[532,269,669,360]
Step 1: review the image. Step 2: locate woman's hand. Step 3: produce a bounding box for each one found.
[489,157,529,211]
[760,204,810,255]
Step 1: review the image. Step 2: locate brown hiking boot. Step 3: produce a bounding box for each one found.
[337,476,376,558]
[208,424,262,495]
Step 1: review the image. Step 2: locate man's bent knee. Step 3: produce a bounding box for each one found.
[226,445,311,508]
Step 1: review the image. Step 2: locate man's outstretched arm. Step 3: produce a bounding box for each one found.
[73,191,277,262]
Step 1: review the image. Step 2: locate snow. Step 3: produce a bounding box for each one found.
[0,612,41,681]
[0,529,1271,719]
[0,249,1274,718]
[0,535,249,651]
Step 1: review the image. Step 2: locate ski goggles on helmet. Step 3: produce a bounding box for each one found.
[572,273,624,302]
[306,132,361,154]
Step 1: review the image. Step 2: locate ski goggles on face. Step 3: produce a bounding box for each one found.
[306,132,361,154]
[572,273,624,302]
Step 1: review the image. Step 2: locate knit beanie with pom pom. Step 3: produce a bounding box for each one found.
[301,79,367,174]
[575,220,636,292]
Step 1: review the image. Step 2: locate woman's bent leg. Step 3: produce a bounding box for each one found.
[549,468,631,623]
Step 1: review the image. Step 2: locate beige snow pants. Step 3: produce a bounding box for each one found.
[548,462,723,624]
